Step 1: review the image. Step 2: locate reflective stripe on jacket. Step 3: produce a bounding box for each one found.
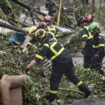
[35,35,65,62]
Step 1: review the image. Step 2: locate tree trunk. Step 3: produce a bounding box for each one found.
[92,0,95,14]
[98,0,102,20]
[81,0,89,5]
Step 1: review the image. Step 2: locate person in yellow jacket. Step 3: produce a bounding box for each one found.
[21,15,57,53]
[42,15,57,34]
[21,22,56,53]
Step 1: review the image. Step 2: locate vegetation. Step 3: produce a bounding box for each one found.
[0,0,105,105]
[0,34,105,105]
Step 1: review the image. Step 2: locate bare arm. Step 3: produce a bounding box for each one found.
[27,59,37,69]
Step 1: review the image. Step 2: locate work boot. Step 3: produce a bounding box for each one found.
[84,90,91,98]
[78,84,91,98]
[44,92,58,103]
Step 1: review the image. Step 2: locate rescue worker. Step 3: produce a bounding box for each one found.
[21,16,57,52]
[24,28,91,103]
[42,15,57,36]
[21,25,54,70]
[91,25,105,75]
[77,14,101,37]
[84,14,101,33]
[78,14,101,68]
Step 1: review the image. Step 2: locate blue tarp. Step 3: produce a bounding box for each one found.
[9,32,26,45]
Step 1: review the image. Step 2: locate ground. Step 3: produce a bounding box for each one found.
[68,98,105,105]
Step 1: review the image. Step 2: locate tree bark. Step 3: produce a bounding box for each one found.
[92,0,95,14]
[98,0,102,20]
[0,75,27,105]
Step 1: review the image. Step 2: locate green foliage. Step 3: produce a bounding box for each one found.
[0,0,24,16]
[0,34,49,105]
[1,32,105,104]
[0,0,10,14]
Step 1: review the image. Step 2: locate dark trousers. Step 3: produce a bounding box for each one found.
[50,60,79,91]
[47,57,90,102]
[83,51,93,68]
[91,52,105,75]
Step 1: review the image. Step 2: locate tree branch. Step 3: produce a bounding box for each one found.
[10,0,47,16]
[10,0,31,10]
[0,21,25,33]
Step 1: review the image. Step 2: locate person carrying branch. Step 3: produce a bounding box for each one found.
[23,28,91,103]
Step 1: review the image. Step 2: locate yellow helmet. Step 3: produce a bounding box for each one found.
[35,29,46,39]
[28,26,37,35]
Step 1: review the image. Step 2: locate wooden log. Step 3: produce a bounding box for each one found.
[10,87,22,105]
[0,74,27,105]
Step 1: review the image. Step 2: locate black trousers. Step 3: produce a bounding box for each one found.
[91,52,105,74]
[83,51,93,68]
[50,57,90,95]
[50,59,80,91]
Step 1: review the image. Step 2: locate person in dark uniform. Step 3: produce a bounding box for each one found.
[24,28,91,103]
[42,15,57,36]
[21,15,58,52]
[77,14,101,68]
[91,26,105,75]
